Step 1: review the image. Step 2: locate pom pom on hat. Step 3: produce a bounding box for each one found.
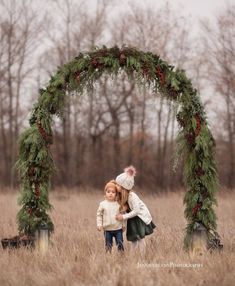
[124,165,137,177]
[116,165,136,190]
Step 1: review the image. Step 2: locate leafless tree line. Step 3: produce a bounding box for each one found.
[0,0,234,191]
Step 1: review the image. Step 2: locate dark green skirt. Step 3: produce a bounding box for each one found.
[126,216,156,242]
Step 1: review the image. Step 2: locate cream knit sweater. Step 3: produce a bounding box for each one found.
[97,200,125,231]
[122,191,153,225]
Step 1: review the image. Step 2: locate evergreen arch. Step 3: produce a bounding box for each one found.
[16,46,221,250]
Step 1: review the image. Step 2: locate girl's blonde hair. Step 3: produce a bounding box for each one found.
[117,186,130,213]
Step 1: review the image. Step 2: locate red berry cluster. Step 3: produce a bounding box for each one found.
[195,167,205,177]
[185,114,202,145]
[91,58,100,68]
[185,132,195,144]
[142,65,150,78]
[28,166,35,178]
[192,202,202,216]
[156,67,166,85]
[37,122,52,145]
[195,114,201,136]
[35,182,40,198]
[119,53,126,66]
[169,88,178,99]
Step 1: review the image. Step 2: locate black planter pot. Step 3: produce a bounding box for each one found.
[9,238,20,248]
[20,238,35,248]
[1,236,35,249]
[1,238,11,249]
[1,238,19,249]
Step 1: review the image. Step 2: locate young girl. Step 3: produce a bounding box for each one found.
[115,166,156,254]
[97,180,126,253]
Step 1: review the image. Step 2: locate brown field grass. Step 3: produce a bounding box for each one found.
[0,188,234,286]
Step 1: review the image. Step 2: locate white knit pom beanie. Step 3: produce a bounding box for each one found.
[116,166,137,190]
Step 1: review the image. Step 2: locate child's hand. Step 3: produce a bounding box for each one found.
[116,214,123,221]
[122,226,126,232]
[97,226,103,231]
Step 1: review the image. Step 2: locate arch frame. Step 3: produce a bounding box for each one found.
[16,46,221,250]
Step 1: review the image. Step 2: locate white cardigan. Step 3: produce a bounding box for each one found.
[122,191,152,225]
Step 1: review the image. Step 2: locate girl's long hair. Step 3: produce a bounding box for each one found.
[117,186,130,213]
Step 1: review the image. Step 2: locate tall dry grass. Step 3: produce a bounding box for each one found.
[0,189,234,286]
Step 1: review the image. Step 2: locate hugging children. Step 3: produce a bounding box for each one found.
[97,166,156,254]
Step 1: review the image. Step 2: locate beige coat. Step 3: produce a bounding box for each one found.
[122,191,152,225]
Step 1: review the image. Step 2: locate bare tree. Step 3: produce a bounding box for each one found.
[0,0,43,187]
[201,4,235,188]
[0,0,197,190]
[109,2,192,189]
[39,0,111,186]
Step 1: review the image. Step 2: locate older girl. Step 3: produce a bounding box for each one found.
[115,166,156,254]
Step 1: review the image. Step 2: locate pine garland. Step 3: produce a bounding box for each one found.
[15,46,221,250]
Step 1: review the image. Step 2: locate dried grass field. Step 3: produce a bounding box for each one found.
[0,189,234,286]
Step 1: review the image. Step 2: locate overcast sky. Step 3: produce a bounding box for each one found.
[24,0,234,130]
[86,0,234,34]
[154,0,233,17]
[90,0,234,23]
